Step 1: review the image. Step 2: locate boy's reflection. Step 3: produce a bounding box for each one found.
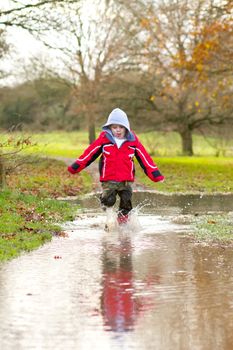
[101,235,135,332]
[100,234,159,332]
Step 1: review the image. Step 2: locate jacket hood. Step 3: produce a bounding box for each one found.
[102,108,130,132]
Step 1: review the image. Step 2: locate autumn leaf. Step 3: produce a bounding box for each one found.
[140,18,150,29]
[207,220,216,224]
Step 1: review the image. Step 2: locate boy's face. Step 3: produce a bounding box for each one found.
[110,124,126,139]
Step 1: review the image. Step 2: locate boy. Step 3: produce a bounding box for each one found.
[68,108,164,224]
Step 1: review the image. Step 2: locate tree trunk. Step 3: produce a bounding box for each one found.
[88,113,96,144]
[88,123,96,144]
[179,127,193,156]
[0,153,6,189]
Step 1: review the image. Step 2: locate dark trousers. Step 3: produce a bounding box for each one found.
[100,181,133,216]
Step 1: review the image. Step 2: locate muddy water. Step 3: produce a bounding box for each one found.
[0,195,233,350]
[77,191,233,215]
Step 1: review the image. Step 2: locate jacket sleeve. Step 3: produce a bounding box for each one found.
[134,137,164,182]
[68,134,103,174]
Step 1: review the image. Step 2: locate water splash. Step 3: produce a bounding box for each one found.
[104,200,155,234]
[105,208,118,232]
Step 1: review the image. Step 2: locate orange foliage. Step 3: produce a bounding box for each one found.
[170,17,232,78]
[191,20,232,71]
[140,18,150,29]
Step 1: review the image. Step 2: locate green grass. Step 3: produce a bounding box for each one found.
[138,131,233,157]
[192,214,233,242]
[13,130,232,194]
[0,157,92,262]
[0,189,79,262]
[28,131,90,158]
[136,156,233,193]
[7,158,93,197]
[4,130,230,158]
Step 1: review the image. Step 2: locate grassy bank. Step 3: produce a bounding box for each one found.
[7,158,93,197]
[192,213,233,244]
[0,158,92,262]
[0,190,78,261]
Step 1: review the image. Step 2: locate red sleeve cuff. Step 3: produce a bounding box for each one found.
[154,175,165,182]
[67,166,76,174]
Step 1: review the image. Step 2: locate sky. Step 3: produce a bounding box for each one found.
[0,27,47,86]
[1,0,98,86]
[1,0,71,86]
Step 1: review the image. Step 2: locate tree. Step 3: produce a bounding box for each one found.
[117,0,233,155]
[0,131,36,189]
[0,1,78,32]
[41,0,140,143]
[97,69,162,130]
[0,28,10,81]
[0,1,81,119]
[0,76,74,130]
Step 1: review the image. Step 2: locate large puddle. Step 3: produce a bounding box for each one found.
[0,193,233,349]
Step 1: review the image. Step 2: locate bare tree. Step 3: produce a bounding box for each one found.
[117,0,233,155]
[0,1,81,84]
[0,28,10,82]
[42,0,140,143]
[0,129,37,189]
[0,1,78,31]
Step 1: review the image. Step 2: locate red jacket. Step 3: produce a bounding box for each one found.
[68,131,164,183]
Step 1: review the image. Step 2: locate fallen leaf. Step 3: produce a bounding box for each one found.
[207,220,216,224]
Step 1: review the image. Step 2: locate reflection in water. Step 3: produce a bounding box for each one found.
[100,233,158,332]
[101,231,160,332]
[101,235,136,332]
[0,213,232,350]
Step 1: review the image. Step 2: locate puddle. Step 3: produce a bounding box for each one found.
[74,191,233,215]
[0,206,233,350]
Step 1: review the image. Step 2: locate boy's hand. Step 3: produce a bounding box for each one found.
[153,175,165,182]
[152,170,164,183]
[68,166,76,174]
[68,163,80,174]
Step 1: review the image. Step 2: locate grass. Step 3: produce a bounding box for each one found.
[7,157,93,197]
[139,131,233,157]
[13,130,232,194]
[27,131,90,158]
[0,157,92,262]
[136,156,233,193]
[192,213,233,243]
[0,189,79,261]
[5,129,232,158]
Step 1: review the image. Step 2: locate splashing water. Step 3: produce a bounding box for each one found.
[104,200,155,234]
[104,207,141,233]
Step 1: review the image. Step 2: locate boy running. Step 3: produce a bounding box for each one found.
[68,108,164,224]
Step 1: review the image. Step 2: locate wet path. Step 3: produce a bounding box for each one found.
[0,198,233,350]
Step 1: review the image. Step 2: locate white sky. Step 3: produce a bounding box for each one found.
[0,0,99,86]
[0,27,48,86]
[0,1,41,83]
[8,28,44,57]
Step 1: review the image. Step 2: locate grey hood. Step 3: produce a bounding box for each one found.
[102,108,130,132]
